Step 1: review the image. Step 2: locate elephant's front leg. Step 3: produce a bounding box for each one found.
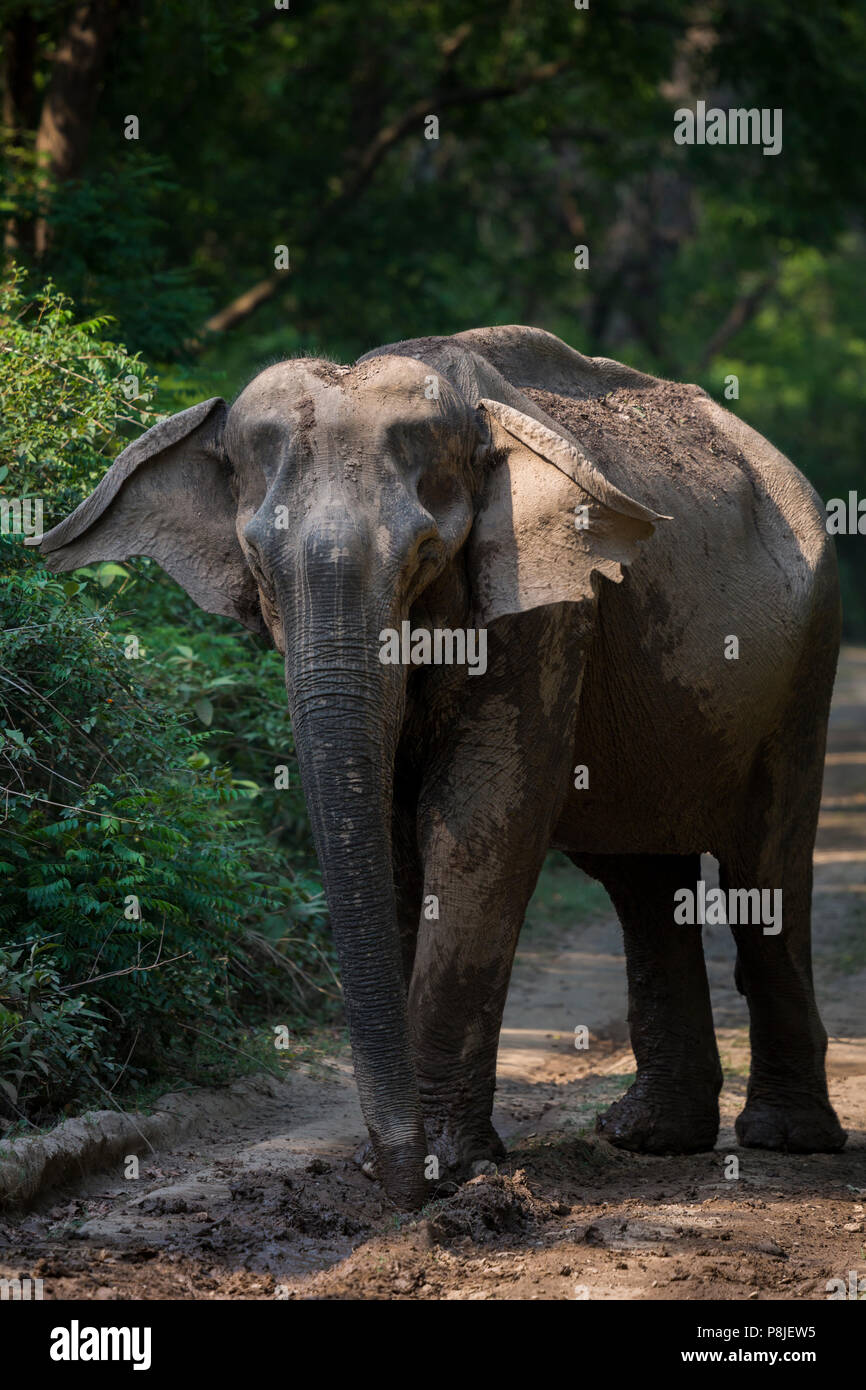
[410,802,553,1177]
[409,623,581,1178]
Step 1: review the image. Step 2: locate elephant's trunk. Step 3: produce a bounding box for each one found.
[284,551,427,1208]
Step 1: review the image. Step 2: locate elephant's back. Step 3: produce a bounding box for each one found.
[525,380,838,769]
[522,379,832,630]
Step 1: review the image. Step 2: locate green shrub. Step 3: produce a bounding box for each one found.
[0,539,333,1126]
[0,938,108,1120]
[0,263,159,517]
[0,268,333,1126]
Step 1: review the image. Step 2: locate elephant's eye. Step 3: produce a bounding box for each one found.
[417,470,457,514]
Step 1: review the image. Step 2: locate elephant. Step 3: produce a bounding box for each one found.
[38,324,846,1208]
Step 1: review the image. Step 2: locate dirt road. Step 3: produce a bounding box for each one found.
[2,654,865,1300]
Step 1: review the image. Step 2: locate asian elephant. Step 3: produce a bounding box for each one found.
[38,325,846,1208]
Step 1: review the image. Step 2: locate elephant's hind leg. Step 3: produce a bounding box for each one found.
[719,744,846,1153]
[571,851,723,1153]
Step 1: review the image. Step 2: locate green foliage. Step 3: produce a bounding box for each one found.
[0,938,108,1120]
[0,264,159,517]
[37,156,212,361]
[0,540,334,1126]
[126,609,315,856]
[78,0,864,362]
[0,270,333,1126]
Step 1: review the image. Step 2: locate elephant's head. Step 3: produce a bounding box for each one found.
[38,350,663,1206]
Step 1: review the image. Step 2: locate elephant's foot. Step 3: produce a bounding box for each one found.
[596,1076,720,1154]
[423,1113,506,1177]
[354,1115,505,1185]
[736,1094,846,1153]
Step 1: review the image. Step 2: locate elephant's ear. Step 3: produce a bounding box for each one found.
[35,398,265,635]
[468,399,667,625]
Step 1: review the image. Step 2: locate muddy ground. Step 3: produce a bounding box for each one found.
[2,653,865,1301]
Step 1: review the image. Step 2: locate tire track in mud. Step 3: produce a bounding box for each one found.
[2,654,865,1300]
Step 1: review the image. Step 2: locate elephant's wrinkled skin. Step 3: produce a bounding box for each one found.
[39,326,846,1207]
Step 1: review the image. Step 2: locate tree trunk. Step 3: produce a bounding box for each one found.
[33,0,119,255]
[2,10,39,252]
